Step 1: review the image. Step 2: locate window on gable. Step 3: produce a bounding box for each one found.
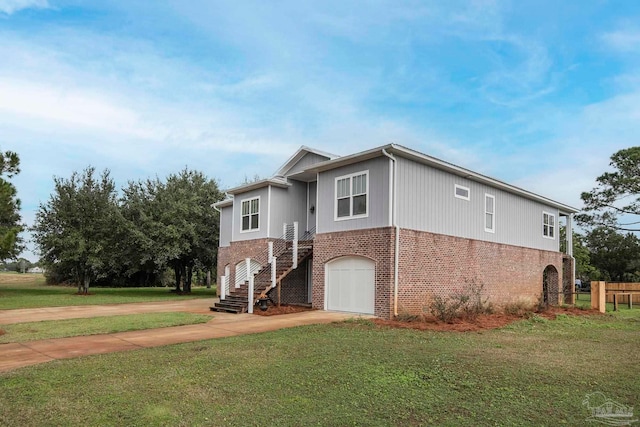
[455,184,470,200]
[335,171,368,220]
[485,194,495,233]
[543,212,555,238]
[241,197,259,232]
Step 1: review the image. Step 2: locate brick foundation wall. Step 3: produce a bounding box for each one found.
[312,227,395,319]
[217,239,270,289]
[397,229,564,315]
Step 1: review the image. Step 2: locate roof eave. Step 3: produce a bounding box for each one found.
[225,178,291,195]
[386,144,579,214]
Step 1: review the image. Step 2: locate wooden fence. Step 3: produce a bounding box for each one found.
[605,283,640,304]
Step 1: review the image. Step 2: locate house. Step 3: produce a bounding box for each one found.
[212,144,578,319]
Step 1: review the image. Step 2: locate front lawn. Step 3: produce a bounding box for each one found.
[1,312,638,426]
[0,273,216,310]
[0,313,213,343]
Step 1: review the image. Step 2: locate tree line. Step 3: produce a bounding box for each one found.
[31,167,224,294]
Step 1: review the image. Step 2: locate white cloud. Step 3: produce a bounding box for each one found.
[602,29,640,53]
[0,0,48,15]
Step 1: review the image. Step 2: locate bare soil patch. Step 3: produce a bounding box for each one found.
[253,304,315,316]
[372,306,601,332]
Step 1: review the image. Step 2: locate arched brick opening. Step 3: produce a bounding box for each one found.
[543,265,559,306]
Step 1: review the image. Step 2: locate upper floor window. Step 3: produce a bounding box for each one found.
[335,171,368,220]
[455,184,470,201]
[543,212,555,239]
[484,194,495,233]
[241,197,259,232]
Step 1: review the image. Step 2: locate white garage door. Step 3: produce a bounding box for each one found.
[326,256,375,314]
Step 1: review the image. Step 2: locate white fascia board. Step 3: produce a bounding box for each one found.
[274,145,339,177]
[225,178,290,195]
[213,198,233,209]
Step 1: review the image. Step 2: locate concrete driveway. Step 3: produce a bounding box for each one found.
[0,302,361,373]
[0,298,216,325]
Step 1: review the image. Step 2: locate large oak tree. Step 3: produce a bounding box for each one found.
[32,167,124,293]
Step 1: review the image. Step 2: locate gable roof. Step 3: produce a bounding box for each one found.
[274,146,338,177]
[303,143,579,215]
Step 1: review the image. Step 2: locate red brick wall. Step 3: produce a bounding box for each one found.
[312,227,395,319]
[397,229,563,314]
[217,239,270,289]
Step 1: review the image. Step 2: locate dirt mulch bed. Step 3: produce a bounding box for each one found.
[252,304,315,316]
[372,306,601,332]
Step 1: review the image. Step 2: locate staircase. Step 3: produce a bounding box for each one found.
[210,244,313,314]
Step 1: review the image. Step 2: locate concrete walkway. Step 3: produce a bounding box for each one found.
[0,299,217,325]
[0,309,359,373]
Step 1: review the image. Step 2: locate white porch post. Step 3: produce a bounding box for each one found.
[566,214,573,257]
[293,221,298,269]
[268,241,273,264]
[271,257,277,289]
[283,222,287,240]
[220,275,226,299]
[248,271,254,314]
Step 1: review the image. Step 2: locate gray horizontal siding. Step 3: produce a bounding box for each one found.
[317,157,390,233]
[269,180,309,237]
[287,152,330,175]
[396,156,559,251]
[219,205,232,247]
[231,187,269,242]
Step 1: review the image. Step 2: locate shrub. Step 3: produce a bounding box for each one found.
[503,300,535,316]
[427,281,492,323]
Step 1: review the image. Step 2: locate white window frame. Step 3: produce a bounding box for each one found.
[484,194,495,233]
[543,211,555,239]
[334,170,369,221]
[455,184,470,201]
[240,196,260,233]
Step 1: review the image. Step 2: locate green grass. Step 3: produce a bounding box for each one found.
[0,273,216,310]
[574,292,640,315]
[1,313,638,426]
[0,312,213,343]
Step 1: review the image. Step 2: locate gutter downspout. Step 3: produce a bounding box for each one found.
[382,148,399,317]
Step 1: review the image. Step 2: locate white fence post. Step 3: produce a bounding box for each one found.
[271,256,277,289]
[248,271,254,314]
[283,223,287,240]
[293,221,298,269]
[220,275,226,299]
[268,241,273,264]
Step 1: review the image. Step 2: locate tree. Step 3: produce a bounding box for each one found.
[0,150,24,260]
[577,147,640,231]
[584,227,640,282]
[560,226,601,281]
[32,167,124,293]
[121,169,223,293]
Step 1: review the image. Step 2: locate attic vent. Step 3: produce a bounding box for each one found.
[455,184,470,201]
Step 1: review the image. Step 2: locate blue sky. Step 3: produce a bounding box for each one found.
[2,0,640,261]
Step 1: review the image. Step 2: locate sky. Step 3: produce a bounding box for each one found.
[2,0,640,262]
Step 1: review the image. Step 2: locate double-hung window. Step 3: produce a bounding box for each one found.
[241,197,259,232]
[335,171,368,220]
[543,212,555,238]
[484,194,495,233]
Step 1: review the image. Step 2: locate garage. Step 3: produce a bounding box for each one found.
[325,256,375,314]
